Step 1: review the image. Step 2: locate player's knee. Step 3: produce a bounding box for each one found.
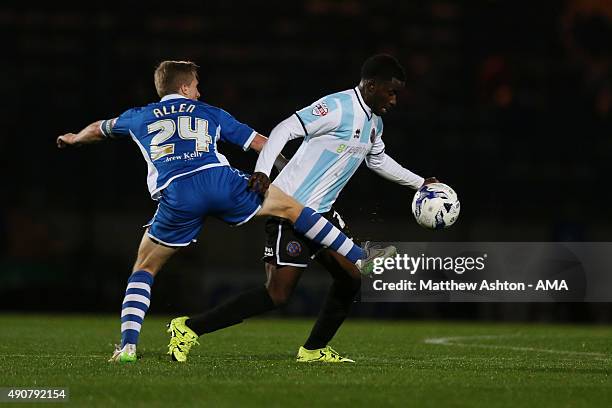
[277,201,302,223]
[271,202,300,223]
[285,207,303,223]
[265,284,293,307]
[265,262,301,306]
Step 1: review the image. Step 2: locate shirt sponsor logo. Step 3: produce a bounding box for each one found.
[345,145,369,156]
[162,150,204,163]
[312,102,329,117]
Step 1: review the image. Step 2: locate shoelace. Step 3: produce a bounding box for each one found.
[109,344,122,359]
[109,344,132,362]
[325,346,342,360]
[169,332,200,353]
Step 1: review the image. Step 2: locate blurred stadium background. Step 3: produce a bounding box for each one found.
[2,1,611,321]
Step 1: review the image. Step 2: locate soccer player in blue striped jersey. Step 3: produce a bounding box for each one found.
[178,55,437,363]
[56,60,394,363]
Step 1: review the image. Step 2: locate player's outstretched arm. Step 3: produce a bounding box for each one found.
[248,133,290,171]
[247,133,266,152]
[248,115,304,194]
[248,133,268,152]
[57,120,107,148]
[366,151,438,188]
[246,132,290,195]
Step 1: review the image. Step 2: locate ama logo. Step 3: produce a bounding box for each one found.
[312,102,329,117]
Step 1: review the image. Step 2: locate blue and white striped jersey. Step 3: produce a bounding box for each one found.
[101,94,256,199]
[273,87,385,212]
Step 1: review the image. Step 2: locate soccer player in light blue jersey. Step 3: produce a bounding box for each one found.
[178,55,438,362]
[57,61,394,363]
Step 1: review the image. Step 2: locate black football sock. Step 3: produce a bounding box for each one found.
[303,280,359,350]
[186,286,275,336]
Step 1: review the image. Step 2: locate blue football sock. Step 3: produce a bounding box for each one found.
[120,270,154,347]
[293,207,364,263]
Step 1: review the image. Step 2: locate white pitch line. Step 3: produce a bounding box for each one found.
[424,335,609,358]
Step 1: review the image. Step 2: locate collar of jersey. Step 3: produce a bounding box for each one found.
[160,93,189,102]
[353,87,373,121]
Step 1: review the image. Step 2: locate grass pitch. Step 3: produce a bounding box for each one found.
[0,315,610,407]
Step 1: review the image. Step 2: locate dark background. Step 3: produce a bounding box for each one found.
[1,1,611,321]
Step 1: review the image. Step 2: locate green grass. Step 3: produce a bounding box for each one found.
[0,315,610,407]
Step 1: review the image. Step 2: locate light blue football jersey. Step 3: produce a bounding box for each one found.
[273,87,385,212]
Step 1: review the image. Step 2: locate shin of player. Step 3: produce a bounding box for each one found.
[114,231,178,362]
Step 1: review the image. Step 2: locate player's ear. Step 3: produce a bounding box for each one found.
[365,79,377,91]
[179,83,189,96]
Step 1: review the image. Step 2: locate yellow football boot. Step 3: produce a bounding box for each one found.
[296,346,355,363]
[167,316,200,362]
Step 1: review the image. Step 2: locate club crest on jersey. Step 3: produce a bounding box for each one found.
[312,102,329,117]
[286,241,302,257]
[370,128,376,143]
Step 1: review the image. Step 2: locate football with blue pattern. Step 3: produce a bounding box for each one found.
[411,183,460,229]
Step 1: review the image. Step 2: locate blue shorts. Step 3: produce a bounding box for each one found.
[146,166,263,247]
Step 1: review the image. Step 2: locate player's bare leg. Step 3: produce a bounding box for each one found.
[256,184,304,222]
[109,232,179,363]
[264,263,303,306]
[131,232,178,276]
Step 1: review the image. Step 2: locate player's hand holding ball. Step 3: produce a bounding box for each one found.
[412,179,460,229]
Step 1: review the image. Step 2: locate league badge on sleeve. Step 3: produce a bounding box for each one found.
[312,102,329,117]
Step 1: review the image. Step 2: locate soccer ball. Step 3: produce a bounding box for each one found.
[411,182,460,229]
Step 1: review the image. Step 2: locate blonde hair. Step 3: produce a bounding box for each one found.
[153,60,199,97]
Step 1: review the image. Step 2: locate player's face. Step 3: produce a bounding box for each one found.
[183,76,201,100]
[370,78,404,116]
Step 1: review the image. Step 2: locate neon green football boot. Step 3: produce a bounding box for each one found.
[296,346,355,363]
[167,316,200,362]
[108,344,137,363]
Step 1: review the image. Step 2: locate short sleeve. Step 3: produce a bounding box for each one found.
[100,108,136,139]
[217,109,256,151]
[295,96,342,137]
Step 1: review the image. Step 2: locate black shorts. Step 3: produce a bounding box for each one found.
[263,209,358,268]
